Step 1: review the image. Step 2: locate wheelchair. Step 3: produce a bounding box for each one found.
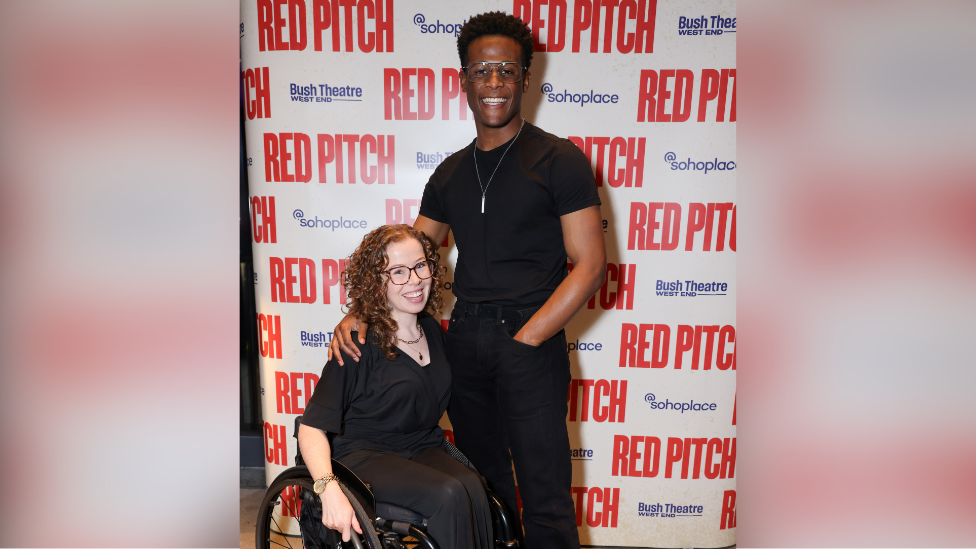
[256,416,520,549]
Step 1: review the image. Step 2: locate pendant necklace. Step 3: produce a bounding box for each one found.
[397,322,425,362]
[474,118,525,213]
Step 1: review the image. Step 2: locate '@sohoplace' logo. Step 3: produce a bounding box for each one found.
[541,83,619,107]
[664,152,735,174]
[644,393,717,413]
[293,209,368,231]
[413,14,467,36]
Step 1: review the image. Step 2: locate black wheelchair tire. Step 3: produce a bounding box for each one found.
[256,473,382,549]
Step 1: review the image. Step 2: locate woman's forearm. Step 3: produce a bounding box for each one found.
[297,423,334,480]
[297,423,363,539]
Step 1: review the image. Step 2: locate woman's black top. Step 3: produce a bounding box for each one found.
[303,314,450,460]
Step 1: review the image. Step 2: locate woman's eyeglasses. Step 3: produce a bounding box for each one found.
[385,260,435,285]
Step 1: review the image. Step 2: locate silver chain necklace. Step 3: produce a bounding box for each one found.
[473,118,525,214]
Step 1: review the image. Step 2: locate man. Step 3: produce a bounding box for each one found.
[329,12,606,548]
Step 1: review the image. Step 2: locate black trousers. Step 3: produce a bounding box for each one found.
[350,445,493,549]
[446,301,580,549]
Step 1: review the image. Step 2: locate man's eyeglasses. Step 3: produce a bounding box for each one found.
[385,260,436,285]
[461,62,527,83]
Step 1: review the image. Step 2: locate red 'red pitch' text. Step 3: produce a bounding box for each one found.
[257,313,283,359]
[514,0,657,54]
[384,69,472,121]
[265,421,288,465]
[269,257,348,305]
[568,136,646,187]
[567,262,636,310]
[637,69,736,122]
[721,490,736,529]
[386,199,451,248]
[251,196,277,244]
[628,202,736,252]
[612,435,736,479]
[256,0,393,53]
[264,133,395,185]
[620,323,735,370]
[279,484,302,517]
[242,67,271,119]
[386,199,450,247]
[568,379,627,422]
[385,199,421,227]
[274,371,319,414]
[571,487,619,527]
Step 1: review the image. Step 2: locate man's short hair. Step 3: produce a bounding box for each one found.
[457,12,535,70]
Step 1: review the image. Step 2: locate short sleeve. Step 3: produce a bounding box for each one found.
[549,141,602,216]
[419,174,447,223]
[303,339,364,434]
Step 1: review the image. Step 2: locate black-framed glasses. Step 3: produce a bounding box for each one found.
[385,260,435,285]
[461,62,527,83]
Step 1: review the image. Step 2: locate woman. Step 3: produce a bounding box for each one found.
[297,224,492,549]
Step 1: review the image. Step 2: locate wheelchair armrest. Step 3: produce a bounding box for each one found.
[331,458,377,521]
[293,416,305,465]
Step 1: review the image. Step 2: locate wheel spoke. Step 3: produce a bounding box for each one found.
[269,512,296,549]
[261,476,343,549]
[282,491,300,520]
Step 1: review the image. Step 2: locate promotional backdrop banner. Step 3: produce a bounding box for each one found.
[241,0,735,546]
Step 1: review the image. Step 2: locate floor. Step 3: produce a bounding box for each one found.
[240,467,267,549]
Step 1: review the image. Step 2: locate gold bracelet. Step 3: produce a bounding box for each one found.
[313,473,339,495]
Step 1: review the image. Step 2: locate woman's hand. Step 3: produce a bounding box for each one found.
[327,314,369,365]
[320,481,363,542]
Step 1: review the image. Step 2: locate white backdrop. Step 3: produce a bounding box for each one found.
[242,0,735,546]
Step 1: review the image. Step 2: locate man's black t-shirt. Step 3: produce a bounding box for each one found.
[419,123,601,307]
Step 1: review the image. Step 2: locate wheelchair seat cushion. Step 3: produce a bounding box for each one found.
[375,501,428,528]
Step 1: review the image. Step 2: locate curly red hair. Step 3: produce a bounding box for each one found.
[342,224,444,360]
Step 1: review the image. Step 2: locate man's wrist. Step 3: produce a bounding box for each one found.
[515,329,544,346]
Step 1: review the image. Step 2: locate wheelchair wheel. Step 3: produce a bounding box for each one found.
[256,474,382,549]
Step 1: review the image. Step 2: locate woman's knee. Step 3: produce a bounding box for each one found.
[451,468,486,497]
[432,476,470,508]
